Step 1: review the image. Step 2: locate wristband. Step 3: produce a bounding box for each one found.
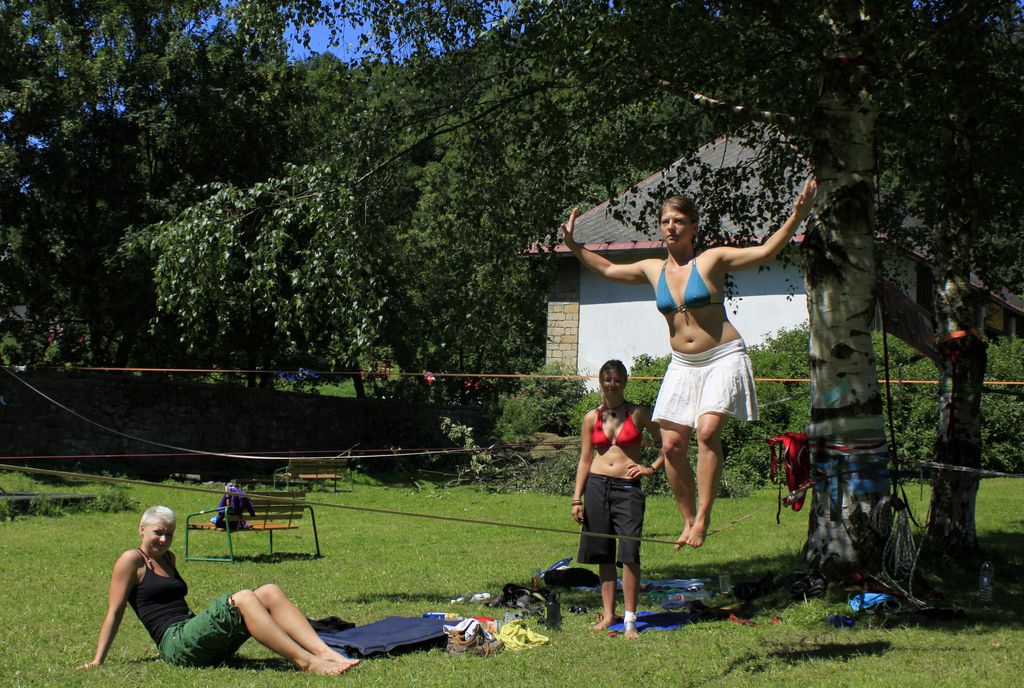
[571,500,582,506]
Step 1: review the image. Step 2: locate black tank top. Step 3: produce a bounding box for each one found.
[127,550,192,644]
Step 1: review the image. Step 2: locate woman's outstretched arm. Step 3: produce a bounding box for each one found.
[79,551,139,669]
[562,207,657,285]
[714,178,818,271]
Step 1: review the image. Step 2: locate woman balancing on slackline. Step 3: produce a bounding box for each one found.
[562,179,817,548]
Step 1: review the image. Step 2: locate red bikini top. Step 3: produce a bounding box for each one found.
[592,405,642,449]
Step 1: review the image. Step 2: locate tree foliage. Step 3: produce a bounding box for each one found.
[0,0,313,365]
[138,162,391,374]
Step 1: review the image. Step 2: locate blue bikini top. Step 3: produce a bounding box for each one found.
[655,258,722,314]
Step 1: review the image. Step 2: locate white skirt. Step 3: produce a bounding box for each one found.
[652,339,759,428]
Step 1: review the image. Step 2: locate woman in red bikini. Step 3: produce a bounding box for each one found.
[571,359,664,639]
[563,180,816,549]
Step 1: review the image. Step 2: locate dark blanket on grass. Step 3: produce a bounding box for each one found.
[606,611,701,633]
[316,616,449,658]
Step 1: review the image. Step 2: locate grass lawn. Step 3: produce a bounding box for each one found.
[0,472,1021,687]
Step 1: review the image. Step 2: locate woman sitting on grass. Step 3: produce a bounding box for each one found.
[79,505,358,675]
[572,359,665,639]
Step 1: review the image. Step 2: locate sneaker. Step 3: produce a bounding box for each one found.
[446,627,503,657]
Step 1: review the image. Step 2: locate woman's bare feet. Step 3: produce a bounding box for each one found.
[305,653,359,675]
[590,613,622,631]
[675,520,708,549]
[322,648,356,667]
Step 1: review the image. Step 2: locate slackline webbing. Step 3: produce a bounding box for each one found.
[0,462,759,546]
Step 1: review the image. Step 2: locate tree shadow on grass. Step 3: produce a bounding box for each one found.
[626,546,1024,632]
[127,655,297,673]
[643,549,803,591]
[187,552,322,564]
[340,590,468,606]
[218,656,296,672]
[717,639,892,678]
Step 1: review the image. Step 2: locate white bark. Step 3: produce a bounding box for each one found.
[801,1,891,579]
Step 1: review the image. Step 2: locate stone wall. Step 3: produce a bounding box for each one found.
[0,371,478,481]
[545,261,580,370]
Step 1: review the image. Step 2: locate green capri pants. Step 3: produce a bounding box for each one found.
[158,593,251,667]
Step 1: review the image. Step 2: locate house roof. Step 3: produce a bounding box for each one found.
[554,133,786,251]
[542,131,1024,318]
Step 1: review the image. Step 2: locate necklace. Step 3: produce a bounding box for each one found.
[604,401,627,416]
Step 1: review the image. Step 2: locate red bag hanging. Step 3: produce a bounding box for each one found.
[768,432,811,522]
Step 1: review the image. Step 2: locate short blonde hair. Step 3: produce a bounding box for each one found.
[140,505,176,530]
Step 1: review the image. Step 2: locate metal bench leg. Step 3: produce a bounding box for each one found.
[307,505,321,557]
[225,521,235,563]
[185,509,235,563]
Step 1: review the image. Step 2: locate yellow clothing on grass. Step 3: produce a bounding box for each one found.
[496,620,550,651]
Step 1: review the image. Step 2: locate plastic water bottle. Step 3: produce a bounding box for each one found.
[979,561,994,604]
[719,574,732,595]
[531,568,544,590]
[652,589,709,609]
[544,592,562,630]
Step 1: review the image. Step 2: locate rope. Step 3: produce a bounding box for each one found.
[882,499,921,585]
[0,448,485,462]
[2,367,494,462]
[0,362,799,465]
[904,459,1024,479]
[9,363,1022,481]
[18,364,1024,385]
[0,462,748,547]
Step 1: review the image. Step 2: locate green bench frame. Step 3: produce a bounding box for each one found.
[184,491,320,563]
[273,457,352,492]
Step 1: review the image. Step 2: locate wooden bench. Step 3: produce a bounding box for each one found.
[273,457,352,492]
[184,491,320,563]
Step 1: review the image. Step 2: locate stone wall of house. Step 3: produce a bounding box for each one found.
[545,262,580,370]
[0,371,478,481]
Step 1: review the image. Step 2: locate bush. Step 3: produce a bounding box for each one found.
[91,486,140,514]
[869,330,1024,474]
[0,483,140,522]
[459,326,1023,496]
[493,364,587,439]
[442,417,575,493]
[28,494,63,518]
[981,336,1024,473]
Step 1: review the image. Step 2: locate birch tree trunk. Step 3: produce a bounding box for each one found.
[919,3,995,555]
[800,1,890,580]
[927,177,986,551]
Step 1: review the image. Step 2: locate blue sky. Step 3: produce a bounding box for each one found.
[286,20,366,61]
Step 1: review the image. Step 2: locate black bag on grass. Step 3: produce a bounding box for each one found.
[542,567,600,588]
